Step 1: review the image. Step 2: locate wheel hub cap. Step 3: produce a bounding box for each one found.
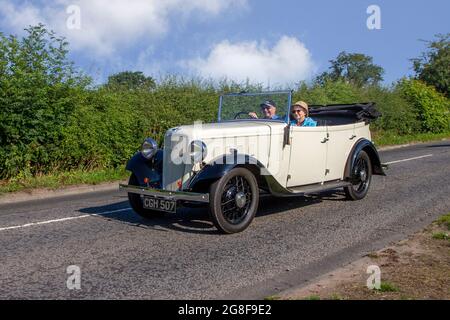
[235,192,247,208]
[360,170,367,181]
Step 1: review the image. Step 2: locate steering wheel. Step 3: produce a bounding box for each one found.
[234,111,255,119]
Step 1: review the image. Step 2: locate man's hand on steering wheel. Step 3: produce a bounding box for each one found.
[248,112,258,119]
[234,111,258,119]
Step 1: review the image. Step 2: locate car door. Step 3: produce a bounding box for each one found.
[287,126,328,187]
[325,123,357,181]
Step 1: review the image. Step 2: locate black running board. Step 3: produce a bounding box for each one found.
[287,180,351,195]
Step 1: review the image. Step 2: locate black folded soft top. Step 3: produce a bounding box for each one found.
[308,102,381,125]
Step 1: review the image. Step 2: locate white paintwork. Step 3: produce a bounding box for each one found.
[287,126,328,186]
[161,119,372,191]
[325,123,356,181]
[162,121,285,190]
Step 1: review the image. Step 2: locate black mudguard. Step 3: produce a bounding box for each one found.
[188,155,267,193]
[345,139,386,178]
[125,151,162,186]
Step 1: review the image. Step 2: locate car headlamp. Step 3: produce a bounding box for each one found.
[141,138,158,159]
[189,140,207,163]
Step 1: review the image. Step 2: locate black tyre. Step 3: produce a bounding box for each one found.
[127,174,164,219]
[344,150,372,200]
[209,168,259,234]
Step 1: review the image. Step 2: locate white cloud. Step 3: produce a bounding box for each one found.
[0,0,247,56]
[185,36,315,86]
[0,1,47,30]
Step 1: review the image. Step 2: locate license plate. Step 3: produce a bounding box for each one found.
[142,196,176,213]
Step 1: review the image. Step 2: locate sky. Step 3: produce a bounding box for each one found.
[0,0,449,87]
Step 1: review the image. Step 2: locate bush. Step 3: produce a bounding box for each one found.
[295,81,422,135]
[362,85,421,135]
[295,80,362,105]
[58,80,219,172]
[397,79,449,133]
[0,25,90,178]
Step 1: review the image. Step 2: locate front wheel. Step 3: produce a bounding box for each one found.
[127,174,164,219]
[209,168,259,234]
[344,151,372,200]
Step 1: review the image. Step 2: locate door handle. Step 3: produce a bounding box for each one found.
[350,135,356,140]
[321,137,329,143]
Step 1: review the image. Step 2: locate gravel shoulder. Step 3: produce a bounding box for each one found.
[279,213,450,300]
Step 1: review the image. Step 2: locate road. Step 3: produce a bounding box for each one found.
[0,140,449,299]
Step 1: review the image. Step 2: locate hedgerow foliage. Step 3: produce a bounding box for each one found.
[0,25,90,178]
[397,79,449,132]
[0,26,449,179]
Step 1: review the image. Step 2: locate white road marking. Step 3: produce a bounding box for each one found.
[0,207,130,232]
[385,154,433,165]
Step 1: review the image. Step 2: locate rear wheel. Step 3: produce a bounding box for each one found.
[344,151,372,200]
[209,168,259,234]
[127,174,164,219]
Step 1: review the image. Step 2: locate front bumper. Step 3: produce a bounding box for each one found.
[119,184,210,203]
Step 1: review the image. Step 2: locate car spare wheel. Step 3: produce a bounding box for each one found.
[209,167,259,234]
[344,150,372,200]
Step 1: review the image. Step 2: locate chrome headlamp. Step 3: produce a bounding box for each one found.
[189,140,207,163]
[141,138,158,159]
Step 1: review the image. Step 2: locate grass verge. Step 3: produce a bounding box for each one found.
[437,213,450,230]
[372,130,450,147]
[0,168,129,195]
[377,281,400,293]
[432,232,450,241]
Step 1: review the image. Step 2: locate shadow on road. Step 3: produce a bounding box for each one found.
[426,143,450,148]
[79,189,346,235]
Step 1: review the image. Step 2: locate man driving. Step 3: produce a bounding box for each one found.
[249,100,281,120]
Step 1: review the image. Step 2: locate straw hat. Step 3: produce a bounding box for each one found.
[291,101,309,117]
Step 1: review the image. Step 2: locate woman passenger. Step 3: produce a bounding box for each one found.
[290,101,317,127]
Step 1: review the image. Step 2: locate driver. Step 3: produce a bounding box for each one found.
[249,100,281,120]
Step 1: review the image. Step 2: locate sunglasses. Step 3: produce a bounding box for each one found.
[291,109,304,114]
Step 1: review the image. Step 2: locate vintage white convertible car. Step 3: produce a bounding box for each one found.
[120,91,386,233]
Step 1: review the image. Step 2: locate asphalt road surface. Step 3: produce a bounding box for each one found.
[0,141,449,299]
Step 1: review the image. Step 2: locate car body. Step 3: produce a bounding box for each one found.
[120,91,386,233]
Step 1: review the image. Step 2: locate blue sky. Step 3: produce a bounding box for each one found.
[0,0,448,86]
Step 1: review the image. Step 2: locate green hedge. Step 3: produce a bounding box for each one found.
[397,79,449,132]
[295,80,423,135]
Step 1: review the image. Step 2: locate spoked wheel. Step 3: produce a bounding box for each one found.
[344,151,372,200]
[209,168,259,234]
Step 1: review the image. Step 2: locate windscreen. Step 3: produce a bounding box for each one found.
[219,91,292,123]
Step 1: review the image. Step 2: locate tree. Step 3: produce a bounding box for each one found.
[106,71,156,91]
[412,33,450,97]
[316,51,384,87]
[0,24,89,177]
